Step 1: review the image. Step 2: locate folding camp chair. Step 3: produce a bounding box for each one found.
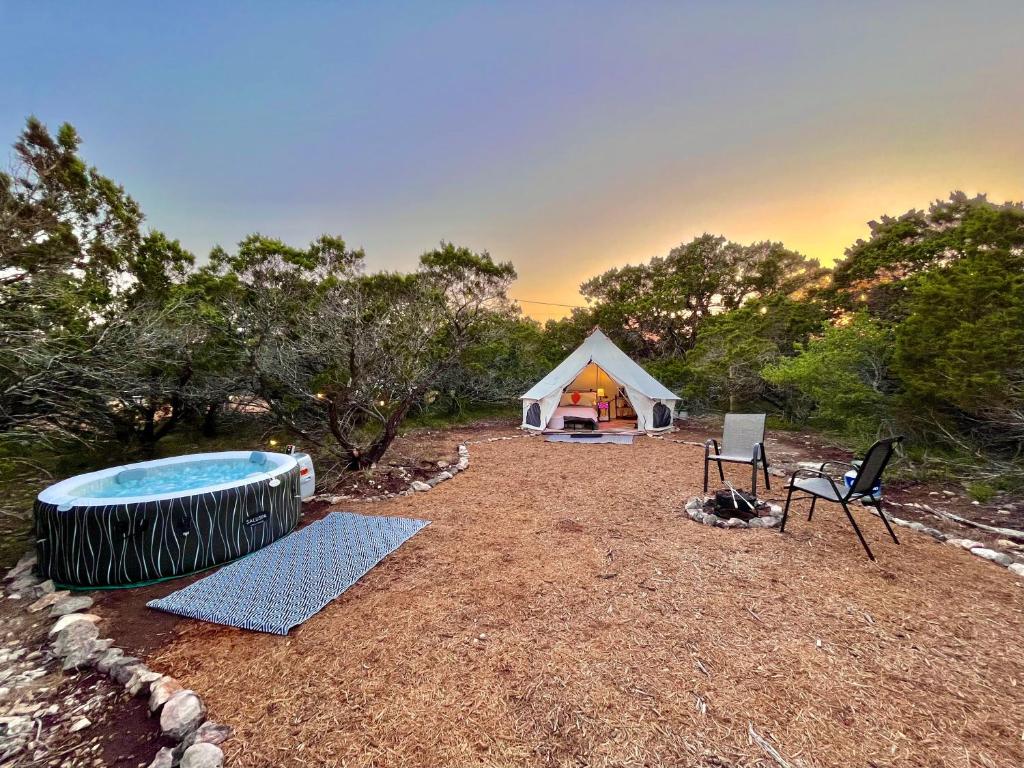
[703,413,771,498]
[779,436,904,560]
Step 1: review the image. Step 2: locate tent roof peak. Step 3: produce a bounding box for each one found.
[520,328,679,402]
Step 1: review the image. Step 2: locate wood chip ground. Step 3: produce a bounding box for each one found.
[151,432,1024,768]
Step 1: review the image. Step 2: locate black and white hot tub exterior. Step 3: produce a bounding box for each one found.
[34,451,302,588]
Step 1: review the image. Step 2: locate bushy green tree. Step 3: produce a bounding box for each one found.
[894,248,1024,451]
[0,118,206,449]
[220,240,517,469]
[579,234,827,358]
[763,313,895,445]
[682,296,828,412]
[829,192,1024,321]
[433,313,548,416]
[0,117,144,326]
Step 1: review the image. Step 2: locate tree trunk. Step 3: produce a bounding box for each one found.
[344,396,418,470]
[139,407,158,455]
[201,403,219,438]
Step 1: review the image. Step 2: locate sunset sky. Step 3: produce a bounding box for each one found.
[3,2,1022,319]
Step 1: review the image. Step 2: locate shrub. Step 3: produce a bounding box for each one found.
[762,313,895,446]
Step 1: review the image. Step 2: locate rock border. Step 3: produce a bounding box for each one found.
[405,442,471,495]
[683,496,783,529]
[313,441,472,504]
[315,435,533,503]
[402,435,532,495]
[679,494,1024,578]
[867,502,1024,577]
[3,554,232,768]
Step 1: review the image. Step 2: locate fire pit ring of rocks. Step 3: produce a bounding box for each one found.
[685,490,783,529]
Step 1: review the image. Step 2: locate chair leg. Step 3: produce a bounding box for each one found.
[780,486,795,532]
[840,500,875,561]
[872,500,900,544]
[807,497,817,521]
[762,459,771,491]
[717,460,725,483]
[751,461,757,499]
[703,458,709,494]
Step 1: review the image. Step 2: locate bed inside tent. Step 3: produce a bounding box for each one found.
[521,329,680,435]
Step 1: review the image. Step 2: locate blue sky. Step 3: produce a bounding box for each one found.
[2,2,1022,318]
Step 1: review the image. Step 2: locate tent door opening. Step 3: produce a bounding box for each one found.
[554,362,638,431]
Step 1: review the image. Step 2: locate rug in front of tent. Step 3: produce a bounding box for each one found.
[544,433,634,444]
[147,512,429,634]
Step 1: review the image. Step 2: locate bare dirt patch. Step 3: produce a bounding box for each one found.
[0,593,167,767]
[318,419,518,499]
[143,427,1024,768]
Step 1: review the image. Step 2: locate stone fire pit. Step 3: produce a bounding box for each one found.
[684,490,782,529]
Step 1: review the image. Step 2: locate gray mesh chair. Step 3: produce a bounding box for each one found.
[779,436,903,560]
[703,413,771,498]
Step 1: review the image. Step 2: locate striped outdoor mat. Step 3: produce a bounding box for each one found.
[147,512,429,635]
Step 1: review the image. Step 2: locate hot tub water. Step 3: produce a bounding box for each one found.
[84,458,273,499]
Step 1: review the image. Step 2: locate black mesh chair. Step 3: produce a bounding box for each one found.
[779,436,903,560]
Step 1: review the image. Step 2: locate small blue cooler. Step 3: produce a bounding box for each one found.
[844,467,881,500]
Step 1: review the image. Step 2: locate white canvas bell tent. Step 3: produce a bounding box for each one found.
[520,329,680,433]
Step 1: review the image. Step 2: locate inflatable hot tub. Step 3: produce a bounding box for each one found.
[34,451,302,588]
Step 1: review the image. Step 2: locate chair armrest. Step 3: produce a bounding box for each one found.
[704,438,719,457]
[818,459,857,473]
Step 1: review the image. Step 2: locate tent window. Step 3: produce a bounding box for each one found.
[653,402,671,428]
[525,402,541,427]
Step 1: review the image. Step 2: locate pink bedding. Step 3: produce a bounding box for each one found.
[548,405,599,429]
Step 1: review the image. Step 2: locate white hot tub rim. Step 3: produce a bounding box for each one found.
[37,450,299,508]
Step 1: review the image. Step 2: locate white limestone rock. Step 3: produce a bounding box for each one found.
[111,660,144,685]
[147,746,176,768]
[27,590,70,613]
[49,594,94,617]
[96,648,125,674]
[180,742,224,768]
[127,668,163,696]
[4,553,36,582]
[149,676,184,712]
[950,538,984,550]
[160,690,207,740]
[969,547,1013,567]
[48,613,101,636]
[190,721,234,746]
[52,621,100,670]
[410,480,431,492]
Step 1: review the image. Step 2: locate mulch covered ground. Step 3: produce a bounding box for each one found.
[144,431,1024,768]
